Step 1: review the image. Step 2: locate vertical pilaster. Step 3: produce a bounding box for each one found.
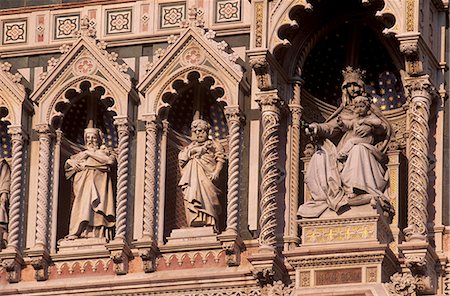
[107,117,133,275]
[219,106,244,266]
[257,91,281,250]
[136,114,160,273]
[285,80,302,249]
[0,126,26,283]
[404,78,432,242]
[28,124,53,281]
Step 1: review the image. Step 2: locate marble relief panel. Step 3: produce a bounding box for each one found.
[106,9,132,35]
[159,2,186,29]
[3,19,27,44]
[55,14,80,40]
[215,0,241,23]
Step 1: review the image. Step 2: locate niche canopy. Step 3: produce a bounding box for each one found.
[31,16,138,126]
[138,7,245,116]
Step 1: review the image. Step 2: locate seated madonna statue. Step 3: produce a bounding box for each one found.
[178,119,225,230]
[64,128,116,240]
[297,67,393,218]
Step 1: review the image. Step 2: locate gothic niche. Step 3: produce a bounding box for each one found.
[163,71,228,240]
[0,110,12,249]
[54,81,118,247]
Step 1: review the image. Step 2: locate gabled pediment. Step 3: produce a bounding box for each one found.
[30,22,137,125]
[138,9,246,115]
[0,62,30,125]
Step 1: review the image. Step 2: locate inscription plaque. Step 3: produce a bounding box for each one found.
[315,268,362,286]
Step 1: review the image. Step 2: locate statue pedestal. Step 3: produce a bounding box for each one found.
[163,226,220,250]
[285,203,398,296]
[57,237,108,254]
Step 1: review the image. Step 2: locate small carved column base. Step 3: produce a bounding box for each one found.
[393,242,439,295]
[247,247,286,286]
[107,239,133,275]
[135,239,158,273]
[0,248,24,283]
[218,230,243,267]
[27,247,50,281]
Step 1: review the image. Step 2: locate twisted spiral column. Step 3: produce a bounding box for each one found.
[35,125,52,248]
[6,127,25,251]
[143,116,159,238]
[114,118,132,240]
[287,104,302,240]
[257,93,281,249]
[404,80,432,242]
[224,107,243,234]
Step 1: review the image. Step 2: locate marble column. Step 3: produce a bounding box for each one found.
[404,78,432,242]
[257,92,281,250]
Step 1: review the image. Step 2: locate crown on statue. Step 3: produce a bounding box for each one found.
[342,66,366,82]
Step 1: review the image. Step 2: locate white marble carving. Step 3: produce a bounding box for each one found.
[0,158,11,249]
[298,67,392,218]
[64,128,116,240]
[178,119,225,229]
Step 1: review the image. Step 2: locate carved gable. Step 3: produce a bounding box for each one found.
[31,24,137,125]
[138,9,246,115]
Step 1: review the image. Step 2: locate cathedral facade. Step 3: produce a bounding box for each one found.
[0,0,448,295]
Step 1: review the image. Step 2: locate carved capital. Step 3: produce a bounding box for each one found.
[114,117,134,135]
[256,93,282,113]
[224,106,244,125]
[288,104,302,123]
[35,124,53,136]
[405,78,433,101]
[144,115,161,132]
[398,37,423,75]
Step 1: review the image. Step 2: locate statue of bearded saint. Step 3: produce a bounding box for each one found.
[64,128,116,240]
[178,119,225,230]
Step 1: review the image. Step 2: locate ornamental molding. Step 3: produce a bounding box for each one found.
[137,7,247,115]
[30,15,137,125]
[0,62,30,126]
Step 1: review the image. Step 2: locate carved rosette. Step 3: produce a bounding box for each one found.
[143,116,160,238]
[6,126,25,251]
[114,118,132,240]
[35,124,53,248]
[257,93,281,249]
[404,79,432,242]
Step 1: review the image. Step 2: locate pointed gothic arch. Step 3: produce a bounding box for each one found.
[136,14,248,268]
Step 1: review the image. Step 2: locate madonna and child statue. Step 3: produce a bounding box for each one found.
[298,67,394,219]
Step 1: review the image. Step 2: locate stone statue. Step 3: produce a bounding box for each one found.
[178,119,225,229]
[64,128,116,240]
[298,67,392,218]
[0,158,10,248]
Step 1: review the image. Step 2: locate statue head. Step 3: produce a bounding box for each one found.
[191,119,210,143]
[84,128,103,150]
[341,67,366,103]
[352,95,371,117]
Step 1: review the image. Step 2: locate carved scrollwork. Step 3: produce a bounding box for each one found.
[386,272,418,296]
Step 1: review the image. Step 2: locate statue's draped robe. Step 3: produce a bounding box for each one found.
[65,149,115,238]
[0,159,10,230]
[298,106,388,218]
[178,139,224,228]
